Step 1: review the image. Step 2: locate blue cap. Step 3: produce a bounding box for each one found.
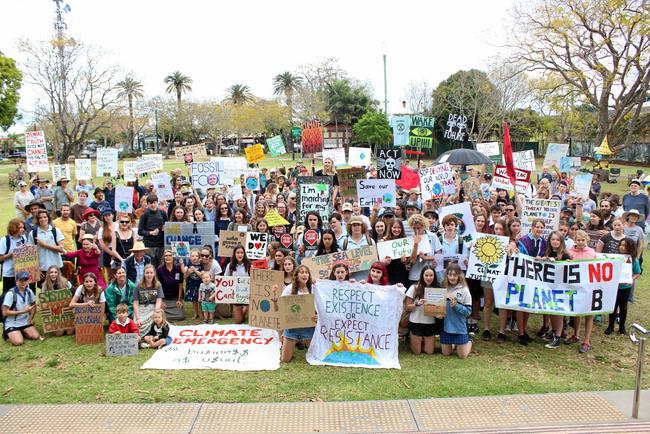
[16,271,30,281]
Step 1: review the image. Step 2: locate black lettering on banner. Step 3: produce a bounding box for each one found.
[591,289,602,311]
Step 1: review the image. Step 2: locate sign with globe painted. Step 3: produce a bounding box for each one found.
[114,186,133,213]
[307,281,404,369]
[419,163,455,200]
[437,202,476,242]
[248,269,285,330]
[278,294,316,329]
[465,233,511,283]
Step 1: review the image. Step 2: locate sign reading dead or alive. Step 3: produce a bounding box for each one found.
[74,306,105,345]
[248,269,285,330]
[301,245,379,280]
[214,276,250,304]
[105,333,139,356]
[39,289,74,333]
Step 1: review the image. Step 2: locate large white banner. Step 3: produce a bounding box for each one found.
[356,179,396,208]
[25,131,49,172]
[96,148,118,177]
[135,154,163,174]
[465,233,511,283]
[75,159,92,180]
[141,324,281,370]
[307,281,404,369]
[493,254,620,316]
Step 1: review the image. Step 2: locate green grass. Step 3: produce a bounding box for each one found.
[0,156,648,404]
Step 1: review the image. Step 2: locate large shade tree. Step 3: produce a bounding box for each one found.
[164,71,192,109]
[0,51,22,131]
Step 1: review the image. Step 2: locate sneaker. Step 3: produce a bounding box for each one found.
[536,325,549,338]
[542,330,554,341]
[579,342,591,353]
[140,342,150,349]
[468,323,479,335]
[564,335,580,345]
[511,321,519,333]
[594,315,603,325]
[505,320,512,332]
[604,327,614,335]
[496,332,507,343]
[545,336,561,349]
[523,332,532,343]
[482,330,491,341]
[517,335,528,346]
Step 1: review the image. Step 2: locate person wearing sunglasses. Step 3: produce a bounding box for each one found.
[113,214,135,267]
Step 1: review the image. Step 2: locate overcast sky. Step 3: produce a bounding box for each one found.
[1,0,513,132]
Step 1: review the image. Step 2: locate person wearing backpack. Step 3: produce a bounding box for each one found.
[0,218,27,293]
[2,271,42,345]
[27,210,65,287]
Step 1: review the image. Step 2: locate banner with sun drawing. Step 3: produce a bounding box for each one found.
[307,281,405,369]
[465,233,510,283]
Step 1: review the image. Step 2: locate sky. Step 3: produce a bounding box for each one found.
[1,0,514,133]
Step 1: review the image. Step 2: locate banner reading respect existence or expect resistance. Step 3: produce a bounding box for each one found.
[493,254,621,316]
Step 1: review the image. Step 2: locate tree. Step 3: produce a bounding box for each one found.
[352,111,391,146]
[510,0,650,151]
[294,57,348,120]
[117,75,144,150]
[164,71,192,109]
[402,80,433,115]
[0,51,22,131]
[272,71,303,120]
[224,84,254,105]
[325,79,374,125]
[20,38,122,162]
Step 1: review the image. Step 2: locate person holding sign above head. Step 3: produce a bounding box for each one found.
[405,266,440,355]
[440,264,472,359]
[224,245,251,324]
[2,271,42,346]
[566,230,597,353]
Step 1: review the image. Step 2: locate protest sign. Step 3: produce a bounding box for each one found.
[51,164,71,183]
[494,254,620,316]
[438,202,476,241]
[493,165,531,194]
[135,155,163,174]
[151,173,173,201]
[348,147,372,167]
[297,176,332,223]
[322,148,346,167]
[251,259,268,270]
[171,241,190,258]
[174,144,208,162]
[248,269,284,330]
[301,120,323,154]
[278,294,316,329]
[419,163,454,200]
[465,233,511,283]
[243,169,260,191]
[217,230,247,257]
[301,245,378,280]
[245,144,265,164]
[409,116,435,148]
[476,142,500,158]
[434,253,468,272]
[443,113,467,141]
[245,232,269,260]
[376,149,402,179]
[266,135,286,157]
[584,229,602,250]
[542,143,569,169]
[280,233,293,249]
[105,333,139,356]
[307,281,404,369]
[572,173,592,199]
[190,161,222,190]
[356,179,396,208]
[214,276,250,304]
[13,245,39,283]
[559,156,581,174]
[264,210,289,227]
[521,198,561,238]
[513,150,536,172]
[114,185,134,213]
[213,157,247,184]
[423,288,446,317]
[141,324,281,370]
[38,289,74,333]
[164,222,216,250]
[25,131,49,173]
[461,177,483,200]
[123,161,137,182]
[376,237,425,261]
[75,159,92,181]
[74,306,105,345]
[389,115,411,146]
[96,148,118,177]
[337,167,366,197]
[596,253,633,284]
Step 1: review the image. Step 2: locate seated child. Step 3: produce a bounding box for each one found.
[108,303,139,334]
[143,309,171,349]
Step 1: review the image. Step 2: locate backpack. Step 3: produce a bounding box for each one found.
[437,233,463,254]
[32,227,59,245]
[342,233,373,250]
[0,288,21,323]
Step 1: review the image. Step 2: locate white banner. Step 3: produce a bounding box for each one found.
[438,202,476,241]
[141,324,281,370]
[51,164,71,182]
[211,157,247,185]
[25,131,49,173]
[356,179,396,208]
[114,186,134,213]
[75,159,92,181]
[123,162,137,182]
[572,173,592,200]
[493,254,620,316]
[596,253,633,284]
[214,276,250,304]
[135,154,163,174]
[96,148,118,177]
[348,147,372,167]
[521,198,561,239]
[152,173,173,201]
[307,280,404,369]
[465,233,511,283]
[376,237,425,260]
[322,148,346,167]
[476,142,500,157]
[419,163,455,200]
[245,232,269,260]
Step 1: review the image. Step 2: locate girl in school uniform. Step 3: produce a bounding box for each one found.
[440,263,472,359]
[405,265,438,355]
[224,245,251,324]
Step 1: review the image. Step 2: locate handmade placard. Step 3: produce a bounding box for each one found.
[74,306,105,345]
[423,287,446,317]
[105,333,139,356]
[39,289,74,333]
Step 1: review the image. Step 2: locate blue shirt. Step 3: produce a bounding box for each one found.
[2,287,36,329]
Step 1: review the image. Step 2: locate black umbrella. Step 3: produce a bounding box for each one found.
[435,149,492,165]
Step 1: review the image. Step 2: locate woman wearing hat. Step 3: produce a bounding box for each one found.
[622,209,644,263]
[623,180,650,231]
[66,234,106,289]
[78,208,101,243]
[14,181,34,218]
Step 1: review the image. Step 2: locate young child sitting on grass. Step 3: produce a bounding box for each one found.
[143,309,170,349]
[108,303,139,335]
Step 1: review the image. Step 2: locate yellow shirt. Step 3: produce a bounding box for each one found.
[53,217,78,252]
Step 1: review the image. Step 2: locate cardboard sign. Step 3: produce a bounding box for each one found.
[419,163,455,200]
[248,269,285,330]
[443,113,467,141]
[357,179,396,208]
[105,333,139,356]
[114,185,134,213]
[337,167,366,197]
[409,116,435,148]
[245,232,269,260]
[39,289,74,333]
[542,143,569,169]
[52,164,71,183]
[190,161,222,190]
[301,120,323,154]
[164,222,216,251]
[297,176,332,223]
[264,210,289,227]
[348,147,372,167]
[171,241,190,258]
[214,276,250,304]
[74,306,105,345]
[152,173,173,201]
[476,142,500,157]
[462,177,483,200]
[559,156,581,174]
[376,237,425,260]
[13,245,39,283]
[521,199,561,239]
[377,149,402,179]
[123,162,137,182]
[96,148,118,177]
[243,169,260,191]
[322,148,346,167]
[278,294,316,329]
[266,135,286,157]
[465,233,511,283]
[280,233,293,249]
[423,287,446,317]
[217,230,247,257]
[438,202,477,241]
[75,159,92,181]
[174,144,208,161]
[301,245,379,280]
[513,150,536,172]
[25,130,49,172]
[244,144,265,164]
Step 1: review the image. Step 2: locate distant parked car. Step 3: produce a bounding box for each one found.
[220,145,239,154]
[8,151,26,159]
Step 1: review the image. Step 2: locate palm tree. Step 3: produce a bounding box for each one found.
[117,75,144,150]
[272,72,303,119]
[164,71,193,108]
[224,84,254,105]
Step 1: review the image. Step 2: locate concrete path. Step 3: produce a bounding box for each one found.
[0,390,648,433]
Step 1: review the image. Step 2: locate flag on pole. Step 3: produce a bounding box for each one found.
[503,122,516,189]
[396,164,420,190]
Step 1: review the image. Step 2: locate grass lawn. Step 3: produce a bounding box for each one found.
[0,156,648,404]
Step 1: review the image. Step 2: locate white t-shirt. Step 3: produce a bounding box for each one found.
[14,191,34,217]
[74,285,106,303]
[405,285,435,325]
[281,283,314,296]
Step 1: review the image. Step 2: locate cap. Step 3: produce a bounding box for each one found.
[37,178,49,183]
[16,271,30,281]
[342,203,353,212]
[349,216,364,225]
[379,207,394,218]
[18,181,27,187]
[561,206,574,214]
[405,201,421,210]
[629,179,641,186]
[100,209,114,217]
[59,177,70,183]
[423,209,438,218]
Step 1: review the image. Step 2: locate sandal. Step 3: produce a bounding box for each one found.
[579,342,591,353]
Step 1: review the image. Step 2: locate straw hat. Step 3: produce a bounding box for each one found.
[129,241,150,252]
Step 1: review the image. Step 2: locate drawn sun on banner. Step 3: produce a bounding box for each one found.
[472,236,505,269]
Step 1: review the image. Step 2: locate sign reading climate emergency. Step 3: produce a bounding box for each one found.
[141,324,281,370]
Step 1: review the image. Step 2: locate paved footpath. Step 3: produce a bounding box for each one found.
[0,390,649,433]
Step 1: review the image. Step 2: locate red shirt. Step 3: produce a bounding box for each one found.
[108,318,139,334]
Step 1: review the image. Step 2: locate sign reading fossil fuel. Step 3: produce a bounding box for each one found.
[409,116,435,148]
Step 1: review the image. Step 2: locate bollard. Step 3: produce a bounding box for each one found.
[629,323,649,419]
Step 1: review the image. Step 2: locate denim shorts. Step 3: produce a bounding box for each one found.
[283,327,315,341]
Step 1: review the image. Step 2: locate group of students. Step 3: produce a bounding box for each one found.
[1,156,647,361]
